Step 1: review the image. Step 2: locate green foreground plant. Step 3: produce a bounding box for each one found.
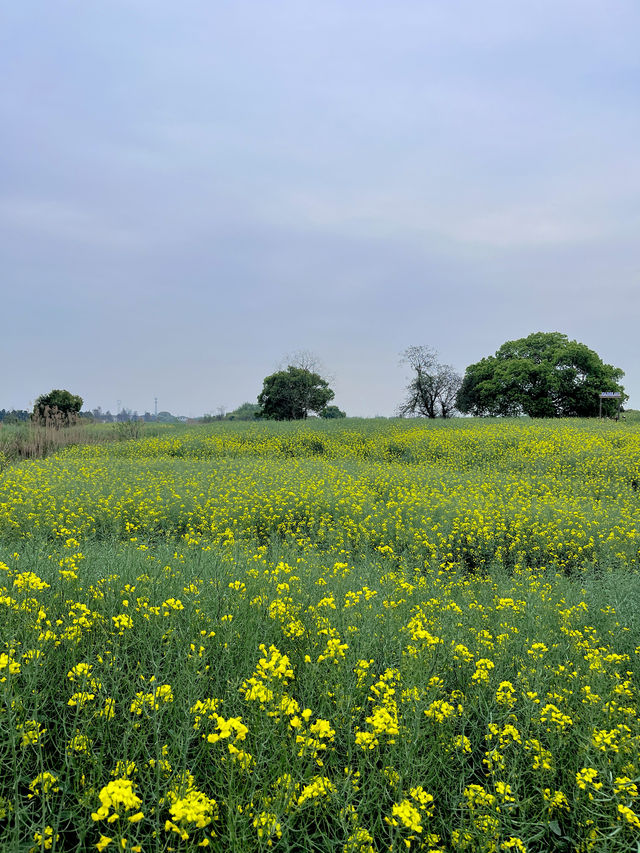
[1,419,640,852]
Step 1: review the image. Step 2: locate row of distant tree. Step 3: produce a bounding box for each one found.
[2,333,627,427]
[0,409,31,424]
[89,408,182,424]
[396,331,626,419]
[0,396,184,426]
[241,333,626,421]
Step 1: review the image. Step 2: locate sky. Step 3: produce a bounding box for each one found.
[2,1,639,417]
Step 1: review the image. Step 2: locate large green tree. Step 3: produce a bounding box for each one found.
[456,332,625,417]
[32,389,83,426]
[257,366,335,420]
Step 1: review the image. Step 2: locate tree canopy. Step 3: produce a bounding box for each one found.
[32,389,83,426]
[456,332,625,417]
[226,402,260,421]
[320,405,346,419]
[257,366,335,420]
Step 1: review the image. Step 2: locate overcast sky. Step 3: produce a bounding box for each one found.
[2,1,638,416]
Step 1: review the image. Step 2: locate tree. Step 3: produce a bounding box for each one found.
[0,409,29,423]
[456,332,626,417]
[32,389,83,426]
[225,402,260,421]
[279,349,324,373]
[398,346,462,418]
[320,405,346,419]
[257,366,335,420]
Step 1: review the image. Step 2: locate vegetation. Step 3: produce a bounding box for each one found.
[398,346,462,418]
[1,418,640,851]
[258,366,336,420]
[456,332,625,418]
[0,409,30,424]
[226,402,261,421]
[32,390,84,427]
[0,421,115,467]
[320,405,346,419]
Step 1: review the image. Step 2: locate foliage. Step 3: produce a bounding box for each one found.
[258,366,335,420]
[1,419,640,851]
[399,346,462,418]
[115,419,145,440]
[226,402,260,421]
[457,332,625,417]
[3,418,640,570]
[320,405,346,419]
[32,389,83,427]
[0,409,30,424]
[0,422,128,465]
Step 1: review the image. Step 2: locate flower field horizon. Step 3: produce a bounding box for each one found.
[1,418,640,852]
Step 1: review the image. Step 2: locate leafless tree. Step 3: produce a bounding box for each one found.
[282,349,321,372]
[278,350,336,385]
[398,346,462,418]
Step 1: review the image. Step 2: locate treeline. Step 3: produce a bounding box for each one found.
[399,332,627,419]
[3,330,630,430]
[0,409,30,423]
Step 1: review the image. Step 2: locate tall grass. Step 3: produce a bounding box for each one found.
[0,422,116,466]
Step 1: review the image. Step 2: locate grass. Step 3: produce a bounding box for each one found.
[0,420,179,468]
[0,422,116,467]
[1,418,640,852]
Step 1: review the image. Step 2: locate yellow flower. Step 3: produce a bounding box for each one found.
[168,788,217,830]
[386,799,423,833]
[495,681,516,706]
[297,776,336,806]
[472,658,495,683]
[424,699,460,722]
[539,703,572,732]
[19,720,46,747]
[343,826,375,853]
[501,838,526,852]
[28,772,59,798]
[32,825,59,851]
[576,768,602,792]
[252,811,282,841]
[91,779,143,822]
[130,684,173,714]
[614,776,639,799]
[13,571,50,591]
[355,730,378,750]
[618,804,640,829]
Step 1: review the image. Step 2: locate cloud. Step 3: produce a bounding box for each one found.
[1,1,639,413]
[0,197,142,249]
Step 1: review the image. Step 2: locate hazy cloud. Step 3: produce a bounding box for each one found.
[2,1,638,415]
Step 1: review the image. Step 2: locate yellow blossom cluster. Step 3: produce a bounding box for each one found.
[1,418,640,851]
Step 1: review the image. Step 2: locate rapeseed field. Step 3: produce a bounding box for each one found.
[1,419,640,852]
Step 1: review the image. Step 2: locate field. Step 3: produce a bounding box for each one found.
[1,418,640,852]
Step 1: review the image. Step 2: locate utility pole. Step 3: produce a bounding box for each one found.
[154,397,158,419]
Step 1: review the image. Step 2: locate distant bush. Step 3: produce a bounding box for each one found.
[226,403,260,421]
[320,405,346,419]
